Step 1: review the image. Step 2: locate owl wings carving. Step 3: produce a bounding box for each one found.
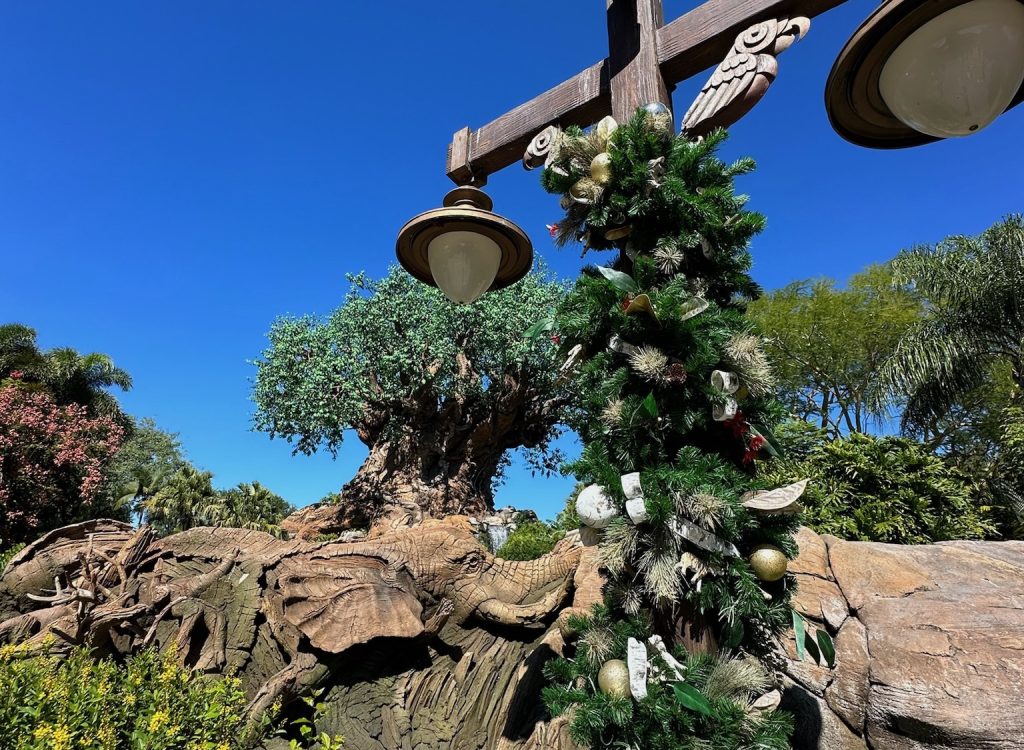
[681,17,810,138]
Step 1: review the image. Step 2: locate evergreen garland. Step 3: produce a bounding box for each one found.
[537,110,801,749]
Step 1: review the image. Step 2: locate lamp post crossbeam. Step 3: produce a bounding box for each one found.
[446,0,848,185]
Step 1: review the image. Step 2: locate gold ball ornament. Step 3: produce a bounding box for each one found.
[590,152,613,185]
[597,659,632,698]
[749,545,788,582]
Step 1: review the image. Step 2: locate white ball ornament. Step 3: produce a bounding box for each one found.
[575,484,618,528]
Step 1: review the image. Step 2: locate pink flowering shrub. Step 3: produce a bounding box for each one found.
[0,384,124,544]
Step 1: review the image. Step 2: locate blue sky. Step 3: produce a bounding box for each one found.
[0,1,1020,521]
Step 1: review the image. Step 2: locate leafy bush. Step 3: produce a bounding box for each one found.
[496,520,564,560]
[0,646,248,750]
[0,384,125,545]
[762,431,994,543]
[990,406,1024,537]
[0,543,25,573]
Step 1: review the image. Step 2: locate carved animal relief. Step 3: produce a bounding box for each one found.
[681,17,810,138]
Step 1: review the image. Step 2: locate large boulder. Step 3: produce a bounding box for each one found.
[784,527,1024,750]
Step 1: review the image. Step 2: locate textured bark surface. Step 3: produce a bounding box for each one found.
[4,520,1021,750]
[338,366,566,523]
[783,527,1024,750]
[0,517,588,749]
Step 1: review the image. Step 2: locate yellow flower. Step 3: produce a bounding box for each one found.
[148,710,170,733]
[33,724,52,740]
[48,724,72,750]
[160,660,179,684]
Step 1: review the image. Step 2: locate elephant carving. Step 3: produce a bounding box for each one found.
[0,518,583,736]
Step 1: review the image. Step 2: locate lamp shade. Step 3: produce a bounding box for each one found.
[826,0,1024,148]
[396,186,533,305]
[427,230,502,304]
[879,0,1024,138]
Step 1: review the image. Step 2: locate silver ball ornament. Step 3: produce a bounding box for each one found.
[643,102,670,116]
[642,102,673,133]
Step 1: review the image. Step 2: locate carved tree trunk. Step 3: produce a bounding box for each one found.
[342,369,566,522]
[0,518,595,750]
[343,427,503,521]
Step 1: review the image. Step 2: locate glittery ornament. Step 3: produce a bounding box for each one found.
[749,544,788,582]
[597,659,632,698]
[570,177,602,204]
[590,152,613,185]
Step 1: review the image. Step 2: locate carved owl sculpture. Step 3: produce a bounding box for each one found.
[681,17,810,138]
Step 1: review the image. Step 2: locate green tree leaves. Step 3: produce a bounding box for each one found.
[748,265,923,437]
[762,431,994,544]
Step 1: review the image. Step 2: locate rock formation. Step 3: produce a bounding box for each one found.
[0,517,589,748]
[783,527,1024,750]
[1,519,1022,750]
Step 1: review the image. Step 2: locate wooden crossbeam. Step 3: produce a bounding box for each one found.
[446,0,848,184]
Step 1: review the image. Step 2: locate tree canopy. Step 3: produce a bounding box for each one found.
[0,323,132,423]
[747,265,923,437]
[251,265,568,517]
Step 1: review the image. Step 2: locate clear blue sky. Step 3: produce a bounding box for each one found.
[1,2,1020,521]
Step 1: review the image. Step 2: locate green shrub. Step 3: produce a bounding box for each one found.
[991,405,1024,538]
[0,542,26,572]
[0,645,248,750]
[762,432,994,544]
[497,521,564,560]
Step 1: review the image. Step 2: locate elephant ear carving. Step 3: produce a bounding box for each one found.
[274,555,424,654]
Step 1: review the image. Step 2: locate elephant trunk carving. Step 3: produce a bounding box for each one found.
[0,518,585,732]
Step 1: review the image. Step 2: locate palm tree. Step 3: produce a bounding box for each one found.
[114,465,172,526]
[144,466,218,535]
[144,470,292,538]
[882,215,1024,534]
[0,324,131,420]
[41,348,132,420]
[881,215,1024,424]
[0,324,44,376]
[205,481,291,538]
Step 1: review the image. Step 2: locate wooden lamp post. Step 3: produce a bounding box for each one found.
[397,0,1024,293]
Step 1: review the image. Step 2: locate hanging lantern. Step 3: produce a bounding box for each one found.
[396,186,533,304]
[826,0,1024,148]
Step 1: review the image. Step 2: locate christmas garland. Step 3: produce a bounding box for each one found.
[533,108,809,749]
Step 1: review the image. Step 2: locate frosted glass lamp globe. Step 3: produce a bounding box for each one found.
[879,0,1024,138]
[427,231,502,304]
